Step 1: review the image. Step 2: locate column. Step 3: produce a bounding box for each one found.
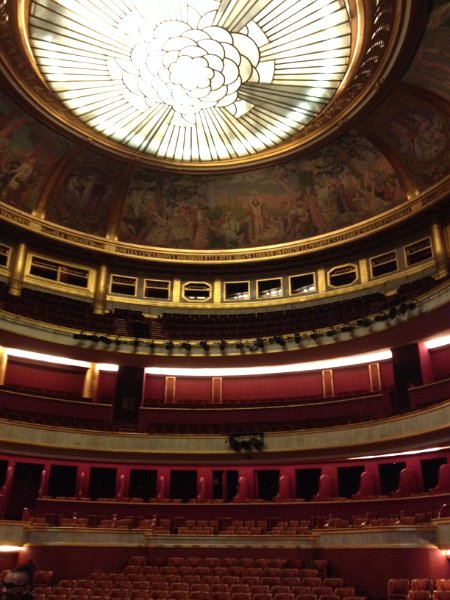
[37,466,50,498]
[76,469,89,499]
[0,346,8,386]
[431,222,448,278]
[9,242,27,296]
[0,461,15,517]
[93,264,109,315]
[82,364,99,401]
[116,469,129,501]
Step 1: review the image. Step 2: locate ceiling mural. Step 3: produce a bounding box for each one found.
[0,94,70,213]
[119,130,405,250]
[366,89,450,192]
[402,2,450,103]
[44,149,124,236]
[0,1,448,255]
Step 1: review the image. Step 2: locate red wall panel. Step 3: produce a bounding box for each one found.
[174,377,211,403]
[97,371,117,403]
[430,346,450,380]
[332,365,370,395]
[222,371,323,403]
[5,359,84,395]
[143,374,165,404]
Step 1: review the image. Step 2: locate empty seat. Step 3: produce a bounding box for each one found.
[388,579,410,600]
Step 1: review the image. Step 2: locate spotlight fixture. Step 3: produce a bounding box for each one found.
[399,303,408,314]
[356,318,372,327]
[388,307,397,319]
[228,433,264,453]
[256,338,265,349]
[132,338,140,348]
[98,335,112,345]
[219,340,227,351]
[148,341,156,349]
[181,342,192,351]
[165,340,174,350]
[310,332,320,340]
[273,336,286,347]
[235,341,244,350]
[294,333,302,343]
[199,341,209,351]
[86,334,100,343]
[72,332,85,340]
[340,325,354,332]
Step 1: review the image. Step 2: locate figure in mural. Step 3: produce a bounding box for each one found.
[1,155,37,204]
[247,194,265,244]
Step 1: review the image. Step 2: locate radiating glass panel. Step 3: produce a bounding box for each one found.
[28,0,351,163]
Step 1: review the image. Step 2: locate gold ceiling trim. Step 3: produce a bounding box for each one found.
[0,0,422,173]
[0,180,447,264]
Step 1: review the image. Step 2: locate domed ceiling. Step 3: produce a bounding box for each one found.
[0,0,448,259]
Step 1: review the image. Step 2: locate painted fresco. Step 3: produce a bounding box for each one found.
[366,90,450,191]
[0,92,70,213]
[403,2,450,103]
[119,130,405,250]
[45,151,123,236]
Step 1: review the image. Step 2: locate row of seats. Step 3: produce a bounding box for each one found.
[388,579,450,600]
[0,275,440,342]
[19,555,368,600]
[25,512,438,532]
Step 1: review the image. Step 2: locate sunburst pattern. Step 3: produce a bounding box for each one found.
[29,0,351,163]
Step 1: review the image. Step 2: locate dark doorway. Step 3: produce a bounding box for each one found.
[213,470,223,500]
[256,470,279,500]
[129,469,157,501]
[296,468,321,501]
[113,366,144,426]
[88,467,117,500]
[48,465,77,498]
[170,470,197,501]
[421,457,447,491]
[378,462,406,495]
[225,470,239,502]
[338,466,365,498]
[0,460,7,487]
[5,462,44,520]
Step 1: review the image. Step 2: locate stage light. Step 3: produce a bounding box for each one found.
[273,336,286,346]
[200,341,209,351]
[235,341,244,350]
[181,342,192,351]
[219,340,227,351]
[294,333,302,343]
[256,338,265,349]
[132,338,140,348]
[165,341,174,350]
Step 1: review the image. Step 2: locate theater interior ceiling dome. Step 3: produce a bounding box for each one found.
[0,0,448,259]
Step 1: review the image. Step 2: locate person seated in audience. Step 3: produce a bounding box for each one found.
[1,566,34,600]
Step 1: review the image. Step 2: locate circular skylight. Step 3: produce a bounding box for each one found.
[29,0,351,163]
